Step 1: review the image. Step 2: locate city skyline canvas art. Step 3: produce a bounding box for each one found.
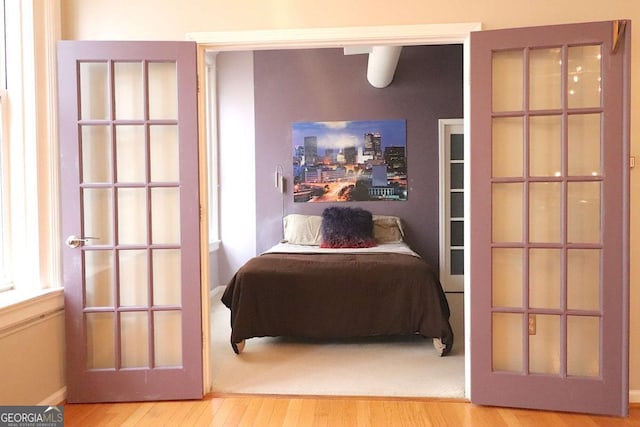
[292,119,407,203]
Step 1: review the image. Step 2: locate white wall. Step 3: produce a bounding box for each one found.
[215,51,257,287]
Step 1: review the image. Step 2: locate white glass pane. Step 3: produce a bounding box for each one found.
[529,314,560,375]
[529,182,561,243]
[567,182,601,244]
[567,316,600,377]
[492,50,523,112]
[114,62,144,120]
[492,248,522,308]
[529,249,561,309]
[151,188,180,244]
[568,45,602,109]
[118,250,148,307]
[568,113,601,176]
[153,249,181,306]
[82,126,112,183]
[83,188,113,246]
[84,250,114,308]
[120,312,149,368]
[529,115,561,177]
[567,249,601,311]
[148,62,178,120]
[492,117,523,178]
[116,125,146,183]
[529,48,562,110]
[154,311,182,367]
[150,125,179,182]
[118,188,147,245]
[86,312,114,369]
[492,183,523,243]
[80,62,109,120]
[493,313,523,372]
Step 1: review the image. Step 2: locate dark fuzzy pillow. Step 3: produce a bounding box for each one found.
[320,207,377,248]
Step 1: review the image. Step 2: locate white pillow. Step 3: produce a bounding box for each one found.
[283,214,323,245]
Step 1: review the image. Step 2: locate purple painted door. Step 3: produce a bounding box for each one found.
[470,21,630,416]
[58,41,202,402]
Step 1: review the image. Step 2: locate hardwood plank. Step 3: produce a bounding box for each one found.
[253,396,277,426]
[193,395,226,426]
[312,397,331,427]
[355,399,372,427]
[222,396,250,427]
[62,395,639,426]
[423,401,455,427]
[102,402,149,426]
[209,398,238,425]
[180,399,211,426]
[328,398,358,427]
[237,396,265,427]
[63,402,103,427]
[296,396,318,427]
[280,398,303,427]
[266,398,290,426]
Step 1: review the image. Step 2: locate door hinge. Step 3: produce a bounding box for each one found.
[612,20,627,53]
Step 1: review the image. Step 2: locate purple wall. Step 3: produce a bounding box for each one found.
[253,45,463,269]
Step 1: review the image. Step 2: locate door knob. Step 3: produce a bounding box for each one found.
[65,235,99,248]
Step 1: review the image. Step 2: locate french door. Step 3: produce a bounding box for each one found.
[58,41,203,402]
[470,21,630,416]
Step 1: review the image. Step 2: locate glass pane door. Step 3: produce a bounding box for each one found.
[470,21,629,416]
[59,41,202,403]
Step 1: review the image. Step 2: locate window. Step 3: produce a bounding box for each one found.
[0,0,61,297]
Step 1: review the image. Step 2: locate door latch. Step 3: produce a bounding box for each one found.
[65,235,99,248]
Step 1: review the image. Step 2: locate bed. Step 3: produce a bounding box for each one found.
[221,208,454,356]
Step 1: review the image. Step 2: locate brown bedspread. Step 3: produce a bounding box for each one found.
[221,252,454,355]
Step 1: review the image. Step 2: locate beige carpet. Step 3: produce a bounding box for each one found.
[209,286,465,398]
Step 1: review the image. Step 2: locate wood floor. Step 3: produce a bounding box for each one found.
[63,394,640,426]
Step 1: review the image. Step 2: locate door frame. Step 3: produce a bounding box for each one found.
[189,22,480,397]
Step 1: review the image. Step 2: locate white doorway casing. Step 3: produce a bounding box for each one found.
[188,22,481,398]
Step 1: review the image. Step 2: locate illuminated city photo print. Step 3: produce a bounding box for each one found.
[292,119,407,203]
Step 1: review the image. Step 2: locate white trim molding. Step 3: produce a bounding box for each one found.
[630,390,640,403]
[187,23,482,51]
[38,387,66,406]
[438,118,465,293]
[186,20,481,401]
[0,287,63,337]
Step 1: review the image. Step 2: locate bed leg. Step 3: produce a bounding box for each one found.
[231,339,246,354]
[433,338,446,356]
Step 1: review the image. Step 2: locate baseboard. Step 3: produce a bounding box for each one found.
[29,384,640,405]
[38,387,66,406]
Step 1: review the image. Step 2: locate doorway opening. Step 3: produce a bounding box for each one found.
[192,23,480,398]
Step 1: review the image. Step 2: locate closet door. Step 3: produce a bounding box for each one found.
[58,41,202,402]
[470,20,630,416]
